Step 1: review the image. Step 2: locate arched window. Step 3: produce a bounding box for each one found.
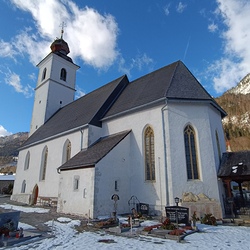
[60,68,67,81]
[216,130,221,161]
[42,68,47,81]
[184,125,199,180]
[40,146,48,181]
[24,151,30,170]
[21,180,26,193]
[144,126,155,181]
[62,140,71,164]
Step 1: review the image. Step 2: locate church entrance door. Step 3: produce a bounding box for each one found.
[32,185,39,205]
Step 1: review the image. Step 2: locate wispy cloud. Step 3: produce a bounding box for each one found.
[75,86,86,99]
[118,53,154,77]
[164,3,171,16]
[208,23,218,33]
[0,125,12,137]
[207,0,250,94]
[3,0,119,69]
[176,2,187,13]
[4,70,33,97]
[0,39,17,59]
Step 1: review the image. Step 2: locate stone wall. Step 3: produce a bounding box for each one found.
[181,192,223,220]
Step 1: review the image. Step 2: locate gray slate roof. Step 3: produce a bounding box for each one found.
[22,75,128,148]
[58,130,131,171]
[104,60,225,119]
[218,151,250,179]
[21,60,226,148]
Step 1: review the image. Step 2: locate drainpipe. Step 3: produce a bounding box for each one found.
[161,102,169,206]
[80,128,84,150]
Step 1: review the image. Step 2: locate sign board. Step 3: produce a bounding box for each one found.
[165,206,189,224]
[0,211,21,231]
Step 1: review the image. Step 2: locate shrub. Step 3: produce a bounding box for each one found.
[201,214,217,226]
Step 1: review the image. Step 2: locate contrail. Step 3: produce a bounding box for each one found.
[183,36,191,61]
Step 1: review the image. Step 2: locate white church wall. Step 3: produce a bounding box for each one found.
[12,128,89,203]
[44,82,75,122]
[93,134,131,217]
[164,102,223,209]
[102,104,168,215]
[88,125,103,146]
[11,148,33,203]
[207,106,227,170]
[50,54,78,88]
[57,167,95,217]
[30,83,49,133]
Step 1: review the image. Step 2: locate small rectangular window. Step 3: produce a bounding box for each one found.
[73,176,79,191]
[115,180,119,191]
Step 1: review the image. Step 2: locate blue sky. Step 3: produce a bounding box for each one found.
[0,0,250,136]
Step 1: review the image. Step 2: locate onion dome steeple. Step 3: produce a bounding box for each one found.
[50,22,70,55]
[50,22,73,62]
[50,39,70,55]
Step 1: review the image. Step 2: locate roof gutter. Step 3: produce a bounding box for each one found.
[20,124,88,150]
[167,98,227,118]
[102,97,166,122]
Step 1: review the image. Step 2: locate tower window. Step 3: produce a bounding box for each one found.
[42,68,47,81]
[60,68,67,81]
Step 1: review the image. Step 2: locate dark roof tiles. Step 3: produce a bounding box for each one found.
[218,151,250,177]
[22,75,128,147]
[58,130,131,171]
[22,60,225,148]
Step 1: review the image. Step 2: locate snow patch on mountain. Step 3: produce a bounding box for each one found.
[228,73,250,95]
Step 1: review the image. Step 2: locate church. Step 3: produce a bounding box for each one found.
[11,35,227,219]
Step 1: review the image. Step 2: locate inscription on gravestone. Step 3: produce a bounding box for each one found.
[165,206,189,224]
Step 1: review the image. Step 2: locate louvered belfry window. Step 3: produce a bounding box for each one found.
[184,125,199,180]
[60,68,67,81]
[145,126,155,181]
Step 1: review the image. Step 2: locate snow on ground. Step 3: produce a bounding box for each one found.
[0,203,49,213]
[1,204,250,250]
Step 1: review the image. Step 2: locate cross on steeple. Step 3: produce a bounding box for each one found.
[60,22,66,39]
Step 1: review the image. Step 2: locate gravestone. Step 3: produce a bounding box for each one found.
[137,203,149,215]
[0,211,21,232]
[165,206,189,224]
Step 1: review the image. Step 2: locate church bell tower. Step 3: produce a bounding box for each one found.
[30,28,80,136]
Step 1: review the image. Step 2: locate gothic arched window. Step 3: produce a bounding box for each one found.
[144,126,155,181]
[62,140,71,164]
[24,151,30,170]
[42,68,47,81]
[40,146,48,181]
[184,125,199,180]
[60,68,67,81]
[21,180,26,193]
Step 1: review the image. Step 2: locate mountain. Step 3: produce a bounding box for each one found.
[0,132,28,171]
[215,73,250,151]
